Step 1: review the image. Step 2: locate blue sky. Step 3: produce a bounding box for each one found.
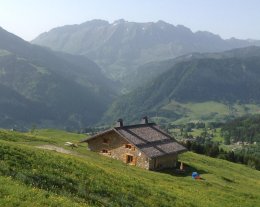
[0,0,259,41]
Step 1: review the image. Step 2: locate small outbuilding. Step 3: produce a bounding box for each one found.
[81,117,187,170]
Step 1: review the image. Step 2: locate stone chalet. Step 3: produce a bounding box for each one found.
[81,117,187,170]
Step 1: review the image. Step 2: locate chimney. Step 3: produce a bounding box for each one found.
[116,118,123,127]
[141,116,149,124]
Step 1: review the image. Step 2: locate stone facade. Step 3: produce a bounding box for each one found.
[87,131,178,170]
[149,154,178,170]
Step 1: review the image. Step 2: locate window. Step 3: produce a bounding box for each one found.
[125,144,132,149]
[126,155,134,163]
[125,144,135,151]
[102,149,108,153]
[103,138,109,144]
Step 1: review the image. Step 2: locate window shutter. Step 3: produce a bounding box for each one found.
[125,154,128,163]
[133,157,137,165]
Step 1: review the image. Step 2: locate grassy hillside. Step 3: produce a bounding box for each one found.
[0,129,259,206]
[0,176,89,207]
[105,100,260,126]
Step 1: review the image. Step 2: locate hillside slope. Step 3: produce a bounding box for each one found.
[131,46,260,88]
[0,175,89,207]
[32,19,260,86]
[0,129,259,207]
[0,27,116,129]
[105,46,260,123]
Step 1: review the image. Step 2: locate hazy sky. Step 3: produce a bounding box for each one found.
[0,0,259,41]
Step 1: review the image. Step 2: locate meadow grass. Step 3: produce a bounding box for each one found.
[0,130,259,207]
[211,128,224,142]
[31,129,86,143]
[188,128,224,142]
[0,175,89,207]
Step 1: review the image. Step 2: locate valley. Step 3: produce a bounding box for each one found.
[1,15,260,130]
[104,46,260,125]
[1,1,260,206]
[0,0,260,207]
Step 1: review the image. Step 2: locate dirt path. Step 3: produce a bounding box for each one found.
[36,145,78,155]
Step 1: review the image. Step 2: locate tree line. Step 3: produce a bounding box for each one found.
[183,140,260,170]
[221,114,260,144]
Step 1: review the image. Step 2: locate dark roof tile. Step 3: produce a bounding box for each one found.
[115,124,186,157]
[82,123,187,158]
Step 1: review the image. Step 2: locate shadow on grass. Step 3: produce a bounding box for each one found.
[156,162,208,177]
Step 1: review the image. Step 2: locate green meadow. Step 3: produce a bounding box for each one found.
[0,129,259,207]
[162,101,260,124]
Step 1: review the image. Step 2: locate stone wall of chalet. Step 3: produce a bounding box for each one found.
[149,154,178,170]
[87,131,150,169]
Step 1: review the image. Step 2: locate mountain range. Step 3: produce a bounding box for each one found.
[32,19,260,89]
[104,46,260,123]
[0,27,115,129]
[2,19,260,128]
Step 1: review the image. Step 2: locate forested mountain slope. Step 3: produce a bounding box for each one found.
[0,27,116,129]
[105,47,260,123]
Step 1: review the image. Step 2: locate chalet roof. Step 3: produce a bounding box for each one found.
[81,122,187,158]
